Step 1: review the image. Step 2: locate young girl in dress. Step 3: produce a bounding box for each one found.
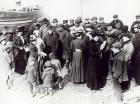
[49,52,63,89]
[41,61,54,96]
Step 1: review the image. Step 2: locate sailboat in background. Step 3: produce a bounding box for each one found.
[0,0,42,32]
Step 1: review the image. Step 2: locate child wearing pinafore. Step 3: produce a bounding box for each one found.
[49,52,63,89]
[41,61,54,96]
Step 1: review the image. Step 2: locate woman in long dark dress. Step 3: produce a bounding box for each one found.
[70,29,86,83]
[132,32,140,85]
[13,31,26,74]
[86,35,103,90]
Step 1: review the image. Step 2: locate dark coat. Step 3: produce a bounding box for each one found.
[110,19,123,30]
[57,30,72,64]
[42,30,59,55]
[13,35,26,74]
[86,40,103,90]
[132,34,140,84]
[112,51,128,83]
[130,21,140,33]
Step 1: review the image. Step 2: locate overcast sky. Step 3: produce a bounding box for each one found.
[0,0,140,26]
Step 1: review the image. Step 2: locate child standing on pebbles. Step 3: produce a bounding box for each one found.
[49,53,63,89]
[25,35,39,97]
[3,41,14,89]
[41,61,54,96]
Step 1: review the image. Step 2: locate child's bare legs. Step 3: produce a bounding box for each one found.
[32,82,40,94]
[27,81,36,97]
[5,70,13,89]
[6,76,10,89]
[48,87,53,95]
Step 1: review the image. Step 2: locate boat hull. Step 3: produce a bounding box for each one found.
[0,10,42,32]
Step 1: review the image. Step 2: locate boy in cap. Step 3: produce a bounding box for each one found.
[25,34,39,97]
[111,42,126,102]
[121,32,134,91]
[110,15,123,30]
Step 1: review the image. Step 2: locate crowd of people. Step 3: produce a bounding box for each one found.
[1,14,140,101]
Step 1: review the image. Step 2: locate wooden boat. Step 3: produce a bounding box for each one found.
[0,0,42,33]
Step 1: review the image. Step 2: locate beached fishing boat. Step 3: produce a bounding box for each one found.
[0,0,42,32]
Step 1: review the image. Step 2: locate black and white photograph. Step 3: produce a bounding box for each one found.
[0,0,140,104]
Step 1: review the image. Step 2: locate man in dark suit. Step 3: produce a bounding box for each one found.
[110,15,123,30]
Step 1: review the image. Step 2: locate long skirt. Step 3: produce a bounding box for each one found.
[86,56,103,90]
[14,50,27,74]
[132,52,140,85]
[15,60,26,74]
[70,51,85,83]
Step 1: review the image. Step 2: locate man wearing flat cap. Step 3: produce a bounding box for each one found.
[74,18,85,34]
[83,17,91,30]
[63,20,70,32]
[110,15,123,30]
[69,19,75,28]
[98,17,107,30]
[42,25,59,59]
[52,18,58,29]
[130,15,140,34]
[90,16,98,29]
[39,18,50,39]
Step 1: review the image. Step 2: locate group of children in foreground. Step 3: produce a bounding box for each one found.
[0,36,67,98]
[25,51,66,97]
